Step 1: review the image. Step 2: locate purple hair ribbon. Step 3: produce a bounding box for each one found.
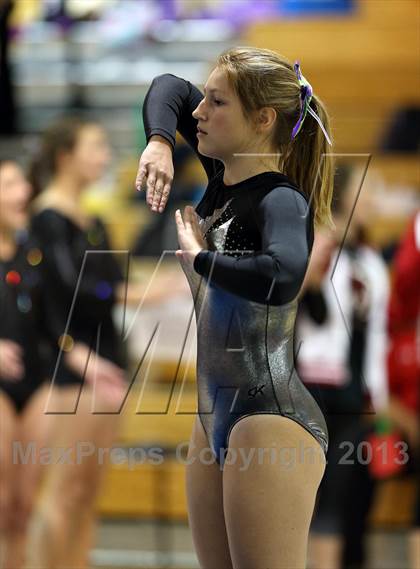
[291,61,332,146]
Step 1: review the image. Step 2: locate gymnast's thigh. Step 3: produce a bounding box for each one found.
[185,417,233,569]
[223,414,326,569]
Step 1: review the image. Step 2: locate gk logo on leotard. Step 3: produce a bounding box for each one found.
[248,384,266,398]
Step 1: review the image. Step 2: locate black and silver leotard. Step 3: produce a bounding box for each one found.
[143,74,328,462]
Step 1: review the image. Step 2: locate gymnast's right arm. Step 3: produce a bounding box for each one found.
[137,74,221,211]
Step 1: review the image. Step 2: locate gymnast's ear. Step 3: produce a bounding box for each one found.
[255,107,277,134]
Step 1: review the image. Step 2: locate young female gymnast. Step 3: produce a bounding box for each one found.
[296,165,390,569]
[137,47,334,568]
[26,117,127,568]
[0,158,51,569]
[28,116,180,568]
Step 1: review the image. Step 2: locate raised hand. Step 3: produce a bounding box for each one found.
[135,135,174,213]
[175,205,207,266]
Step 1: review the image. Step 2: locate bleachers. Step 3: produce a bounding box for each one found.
[243,0,420,153]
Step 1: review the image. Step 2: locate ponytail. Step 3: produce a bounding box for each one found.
[283,94,334,229]
[217,47,335,229]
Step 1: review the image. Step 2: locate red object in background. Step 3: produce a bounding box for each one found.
[388,329,418,412]
[377,212,420,481]
[367,429,407,479]
[387,212,420,414]
[5,269,21,286]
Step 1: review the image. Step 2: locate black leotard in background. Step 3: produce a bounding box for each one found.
[31,210,126,385]
[0,232,47,412]
[142,74,328,462]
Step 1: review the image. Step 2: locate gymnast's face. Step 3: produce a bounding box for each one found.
[0,161,32,232]
[192,67,257,163]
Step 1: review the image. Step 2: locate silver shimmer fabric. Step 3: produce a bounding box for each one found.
[181,201,328,464]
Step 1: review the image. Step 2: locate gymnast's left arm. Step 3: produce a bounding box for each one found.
[193,187,311,305]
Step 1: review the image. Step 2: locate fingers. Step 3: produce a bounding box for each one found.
[183,205,193,232]
[185,206,206,249]
[151,176,172,213]
[152,179,164,213]
[136,160,172,212]
[158,182,171,213]
[135,141,174,212]
[135,163,147,192]
[174,206,206,263]
[188,205,200,231]
[146,170,156,207]
[175,207,203,252]
[174,209,185,231]
[184,205,200,230]
[175,210,187,259]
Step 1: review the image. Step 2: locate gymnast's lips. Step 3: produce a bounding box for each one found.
[197,126,208,135]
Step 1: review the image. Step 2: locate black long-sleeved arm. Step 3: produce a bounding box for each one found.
[194,187,311,305]
[142,73,222,181]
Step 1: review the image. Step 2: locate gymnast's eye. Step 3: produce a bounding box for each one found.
[212,98,223,106]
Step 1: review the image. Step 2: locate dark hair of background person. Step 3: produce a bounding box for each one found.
[27,116,95,197]
[381,106,420,153]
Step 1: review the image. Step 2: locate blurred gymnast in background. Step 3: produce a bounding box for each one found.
[27,117,177,568]
[0,158,51,569]
[296,164,390,569]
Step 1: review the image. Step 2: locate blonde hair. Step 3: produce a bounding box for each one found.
[217,46,334,229]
